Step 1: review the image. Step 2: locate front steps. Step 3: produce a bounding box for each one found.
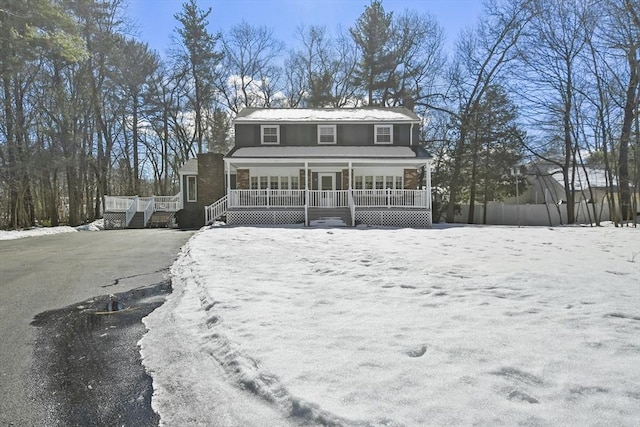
[308,208,352,227]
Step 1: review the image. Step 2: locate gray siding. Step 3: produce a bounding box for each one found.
[234,123,416,147]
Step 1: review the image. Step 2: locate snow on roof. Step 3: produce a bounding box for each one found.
[551,167,617,189]
[235,108,420,123]
[228,146,421,158]
[178,158,198,175]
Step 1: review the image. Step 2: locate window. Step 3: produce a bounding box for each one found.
[187,176,197,202]
[395,176,403,189]
[261,125,280,144]
[270,176,279,190]
[375,125,393,144]
[364,176,374,190]
[290,176,299,190]
[353,175,403,189]
[385,176,394,189]
[249,175,300,190]
[354,176,363,189]
[317,125,336,144]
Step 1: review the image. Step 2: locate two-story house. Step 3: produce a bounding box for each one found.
[104,107,433,229]
[205,107,433,228]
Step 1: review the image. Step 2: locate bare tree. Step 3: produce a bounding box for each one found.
[436,0,533,222]
[515,0,597,224]
[216,21,284,113]
[605,0,639,222]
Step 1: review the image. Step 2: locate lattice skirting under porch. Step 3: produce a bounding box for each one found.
[227,210,305,225]
[103,212,127,229]
[355,210,432,228]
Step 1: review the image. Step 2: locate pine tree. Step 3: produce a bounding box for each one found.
[465,85,526,223]
[174,0,222,154]
[350,0,394,106]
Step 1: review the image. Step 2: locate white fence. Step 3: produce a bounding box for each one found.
[453,202,612,226]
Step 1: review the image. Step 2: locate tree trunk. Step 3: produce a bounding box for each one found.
[467,130,480,224]
[132,93,140,194]
[617,46,638,221]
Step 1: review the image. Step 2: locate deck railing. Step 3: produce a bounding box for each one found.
[142,198,155,225]
[154,194,181,211]
[104,194,182,213]
[125,196,139,227]
[227,189,429,209]
[105,196,137,211]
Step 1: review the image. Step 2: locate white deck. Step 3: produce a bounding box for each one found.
[104,195,181,229]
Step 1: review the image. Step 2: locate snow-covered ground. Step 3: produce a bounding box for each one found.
[140,224,640,426]
[0,219,104,241]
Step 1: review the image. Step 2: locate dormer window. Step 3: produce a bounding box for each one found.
[261,125,280,144]
[317,125,336,144]
[375,124,393,144]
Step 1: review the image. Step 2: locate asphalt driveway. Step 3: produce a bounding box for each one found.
[0,228,193,426]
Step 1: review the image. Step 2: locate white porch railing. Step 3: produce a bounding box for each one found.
[308,190,349,207]
[229,189,305,208]
[205,195,228,225]
[226,189,430,209]
[352,189,430,209]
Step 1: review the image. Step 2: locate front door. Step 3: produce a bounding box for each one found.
[318,173,335,207]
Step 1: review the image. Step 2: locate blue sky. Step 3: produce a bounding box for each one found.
[126,0,484,56]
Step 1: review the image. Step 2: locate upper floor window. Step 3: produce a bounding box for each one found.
[318,125,337,144]
[261,125,280,144]
[375,125,393,144]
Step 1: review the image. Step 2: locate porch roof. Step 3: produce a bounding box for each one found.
[227,146,428,159]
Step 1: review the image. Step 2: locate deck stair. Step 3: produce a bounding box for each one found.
[308,207,352,227]
[148,211,175,228]
[127,212,146,228]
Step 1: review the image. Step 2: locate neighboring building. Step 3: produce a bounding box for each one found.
[105,107,433,229]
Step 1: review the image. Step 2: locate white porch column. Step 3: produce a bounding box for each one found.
[225,159,232,207]
[304,161,309,226]
[425,161,432,209]
[349,161,354,226]
[225,159,231,192]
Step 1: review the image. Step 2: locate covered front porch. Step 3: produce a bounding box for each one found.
[209,149,432,227]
